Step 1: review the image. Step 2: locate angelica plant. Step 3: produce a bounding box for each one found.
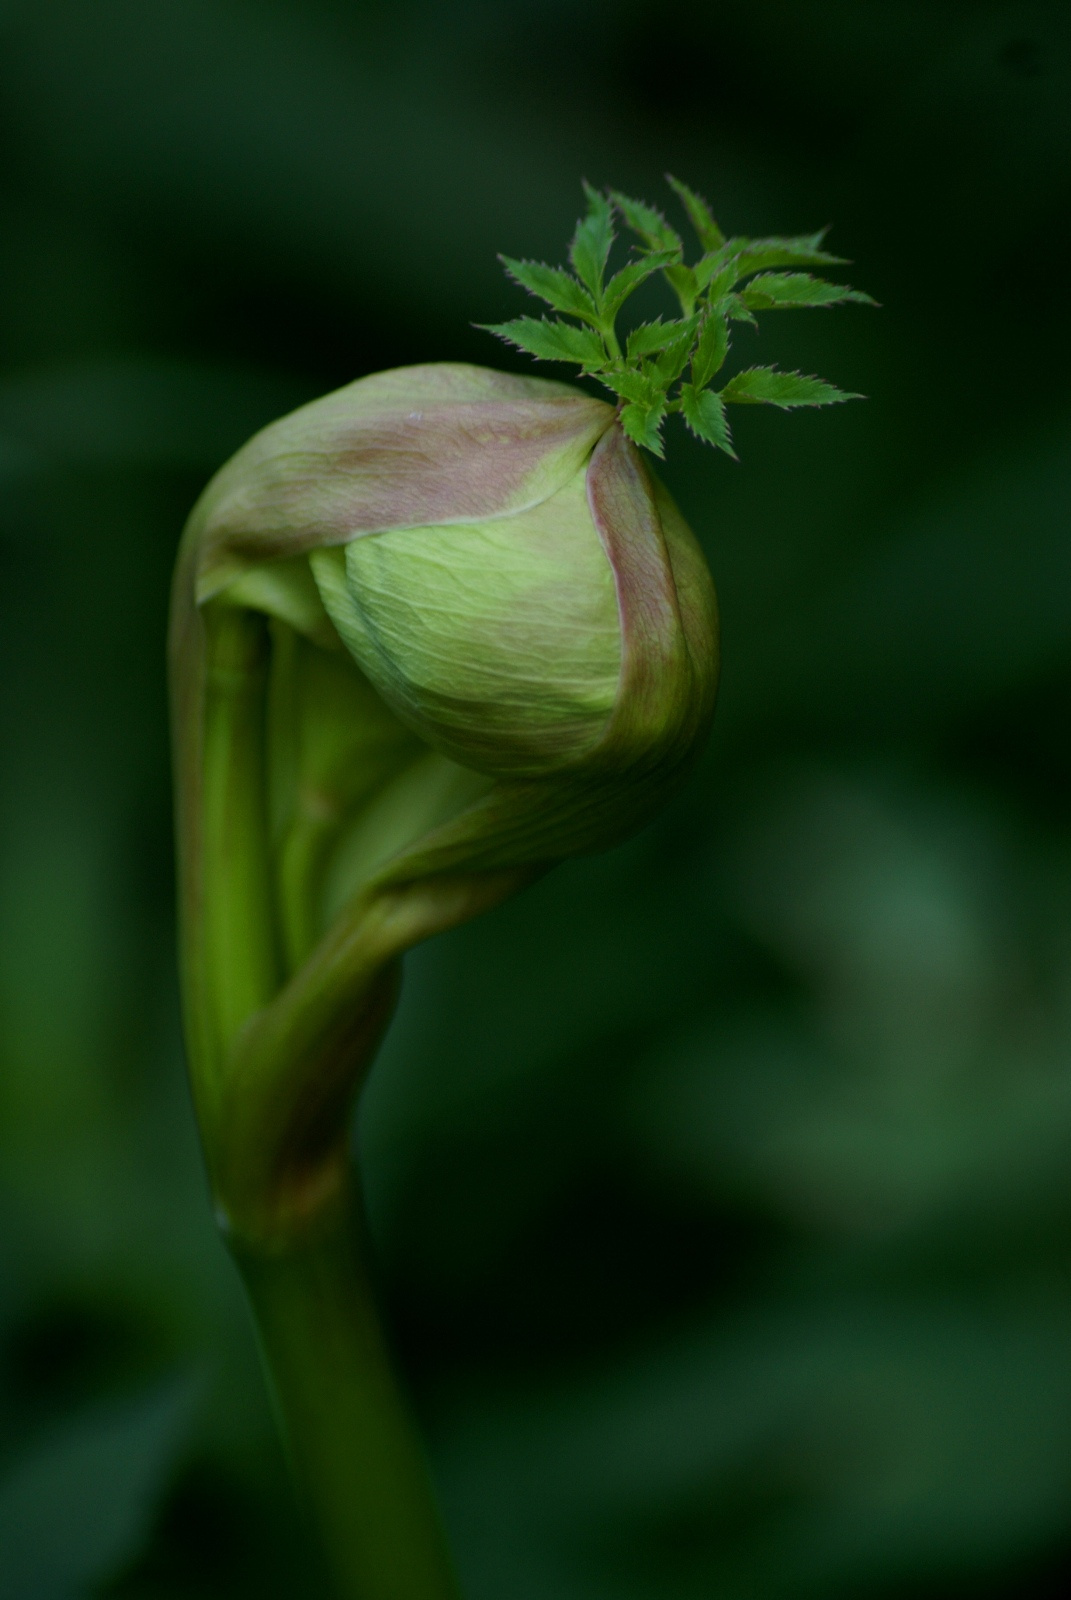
[169,178,871,1599]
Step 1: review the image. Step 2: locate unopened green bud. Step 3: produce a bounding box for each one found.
[183,362,719,887]
[309,463,623,777]
[170,361,718,1240]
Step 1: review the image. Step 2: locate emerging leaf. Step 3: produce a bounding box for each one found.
[570,183,615,298]
[655,317,700,385]
[690,311,730,390]
[739,272,878,311]
[663,261,700,317]
[666,174,725,252]
[619,397,668,457]
[603,366,662,406]
[723,295,759,326]
[695,255,741,300]
[729,231,848,278]
[720,366,861,407]
[499,258,600,323]
[603,251,679,321]
[486,179,872,456]
[680,384,737,457]
[610,190,682,255]
[626,318,695,358]
[480,316,607,369]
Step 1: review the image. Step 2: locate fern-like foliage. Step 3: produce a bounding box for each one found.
[480,178,876,458]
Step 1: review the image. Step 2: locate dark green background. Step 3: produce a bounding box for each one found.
[3,2,1071,1596]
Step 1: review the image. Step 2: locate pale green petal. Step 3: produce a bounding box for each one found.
[311,470,623,776]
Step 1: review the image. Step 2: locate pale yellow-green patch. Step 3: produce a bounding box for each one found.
[217,555,340,649]
[311,470,623,777]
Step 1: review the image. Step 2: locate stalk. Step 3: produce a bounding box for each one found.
[174,598,461,1599]
[233,1192,460,1600]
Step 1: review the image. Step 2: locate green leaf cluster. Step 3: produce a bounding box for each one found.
[481,178,875,458]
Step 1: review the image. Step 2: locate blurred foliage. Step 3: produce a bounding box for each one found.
[3,1,1071,1595]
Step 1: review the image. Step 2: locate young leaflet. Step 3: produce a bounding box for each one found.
[481,177,875,459]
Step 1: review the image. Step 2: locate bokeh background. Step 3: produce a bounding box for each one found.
[3,2,1071,1596]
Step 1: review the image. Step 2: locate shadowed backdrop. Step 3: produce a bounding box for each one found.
[3,3,1071,1596]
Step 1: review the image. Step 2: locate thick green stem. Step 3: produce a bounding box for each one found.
[174,596,469,1596]
[190,603,280,1107]
[234,1192,461,1600]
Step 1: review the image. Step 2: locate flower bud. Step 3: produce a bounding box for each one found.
[309,462,622,778]
[171,361,720,1240]
[181,362,719,886]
